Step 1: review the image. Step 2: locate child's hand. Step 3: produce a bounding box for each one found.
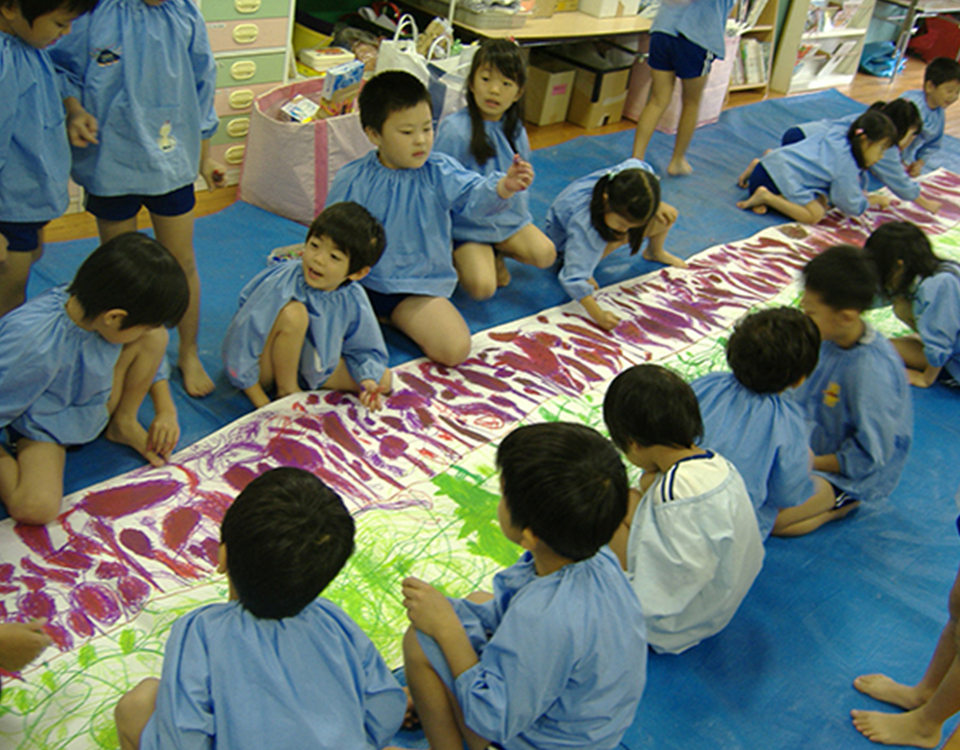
[595,309,620,331]
[917,196,942,214]
[500,154,534,196]
[200,158,227,192]
[0,620,52,673]
[147,411,180,461]
[907,160,923,178]
[868,193,892,210]
[359,380,384,411]
[67,109,99,148]
[654,202,678,227]
[401,577,459,639]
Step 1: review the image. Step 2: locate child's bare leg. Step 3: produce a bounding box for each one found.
[105,328,169,467]
[115,677,159,750]
[465,591,494,605]
[737,188,825,224]
[632,68,678,160]
[495,224,557,271]
[642,205,686,268]
[669,74,708,176]
[322,358,392,395]
[738,158,760,189]
[0,439,66,525]
[151,211,213,397]
[403,627,471,750]
[771,476,859,537]
[454,242,498,301]
[392,296,471,367]
[258,301,309,402]
[0,244,42,318]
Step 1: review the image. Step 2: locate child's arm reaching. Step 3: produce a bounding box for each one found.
[359,380,385,411]
[0,620,51,672]
[402,577,479,678]
[496,155,534,200]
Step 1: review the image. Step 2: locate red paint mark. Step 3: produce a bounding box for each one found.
[71,583,121,625]
[22,558,77,586]
[67,610,94,639]
[380,435,407,459]
[117,577,150,609]
[82,480,181,518]
[46,550,94,571]
[152,549,205,580]
[458,367,510,392]
[95,562,127,579]
[223,464,258,492]
[46,623,71,651]
[267,433,318,466]
[397,372,437,398]
[162,507,200,551]
[0,564,14,582]
[21,576,45,592]
[119,528,152,557]
[19,591,56,621]
[321,413,366,458]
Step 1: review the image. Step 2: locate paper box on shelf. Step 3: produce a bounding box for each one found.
[578,0,640,18]
[524,58,576,126]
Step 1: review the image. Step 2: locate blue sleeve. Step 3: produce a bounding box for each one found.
[355,630,406,747]
[835,364,904,483]
[453,600,576,744]
[140,613,214,750]
[915,273,960,369]
[48,16,88,101]
[341,290,388,385]
[433,112,472,168]
[915,120,943,164]
[435,154,505,219]
[557,211,607,302]
[0,56,16,176]
[187,5,218,140]
[0,329,58,430]
[829,169,868,216]
[767,439,814,510]
[869,148,920,201]
[327,164,353,205]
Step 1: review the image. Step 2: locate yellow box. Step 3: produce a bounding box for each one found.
[555,0,579,11]
[293,21,331,52]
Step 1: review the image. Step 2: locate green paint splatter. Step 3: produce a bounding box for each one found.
[77,644,96,670]
[119,629,135,655]
[433,473,520,569]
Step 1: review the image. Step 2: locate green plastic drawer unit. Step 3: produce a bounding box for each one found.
[210,114,252,146]
[201,0,290,22]
[215,51,285,88]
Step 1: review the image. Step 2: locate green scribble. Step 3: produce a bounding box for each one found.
[118,630,135,656]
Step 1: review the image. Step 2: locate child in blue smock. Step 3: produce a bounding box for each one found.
[545,158,682,331]
[694,307,844,538]
[327,70,533,367]
[222,202,391,411]
[401,422,646,750]
[605,365,763,653]
[0,233,189,525]
[901,57,960,177]
[0,0,97,317]
[49,0,225,398]
[114,467,406,750]
[794,244,913,523]
[865,221,960,389]
[785,99,942,215]
[632,0,734,175]
[433,39,555,300]
[737,110,897,224]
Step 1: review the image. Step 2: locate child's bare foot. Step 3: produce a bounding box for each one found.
[737,187,771,214]
[667,157,693,176]
[851,708,942,748]
[738,158,760,188]
[106,416,165,468]
[401,686,420,729]
[495,254,511,287]
[643,247,688,269]
[854,674,927,710]
[179,353,214,398]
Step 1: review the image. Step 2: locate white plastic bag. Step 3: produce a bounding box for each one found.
[374,14,430,85]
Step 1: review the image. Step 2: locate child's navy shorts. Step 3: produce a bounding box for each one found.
[85,183,196,222]
[364,288,409,320]
[781,127,806,146]
[748,161,782,196]
[0,220,48,252]
[648,31,715,79]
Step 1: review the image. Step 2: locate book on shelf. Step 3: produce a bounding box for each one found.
[817,39,859,76]
[793,42,820,74]
[734,0,771,28]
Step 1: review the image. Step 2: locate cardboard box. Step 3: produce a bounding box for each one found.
[578,0,640,18]
[524,58,576,126]
[567,66,630,128]
[555,0,578,11]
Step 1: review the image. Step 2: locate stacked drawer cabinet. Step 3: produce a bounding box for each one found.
[200,0,295,185]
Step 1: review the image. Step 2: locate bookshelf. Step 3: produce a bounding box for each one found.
[769,0,878,94]
[728,0,782,96]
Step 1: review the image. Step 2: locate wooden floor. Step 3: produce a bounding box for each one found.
[46,56,953,244]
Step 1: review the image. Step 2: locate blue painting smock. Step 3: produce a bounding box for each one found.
[545,158,656,303]
[693,372,815,539]
[799,115,920,201]
[793,324,913,502]
[434,108,533,244]
[0,34,69,222]
[327,151,507,297]
[140,598,406,750]
[759,126,869,215]
[901,89,943,166]
[651,0,735,58]
[627,451,764,654]
[416,547,646,750]
[49,0,218,197]
[221,260,387,391]
[914,262,960,381]
[0,286,119,445]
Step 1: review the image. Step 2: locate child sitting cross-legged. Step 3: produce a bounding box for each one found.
[604,364,764,654]
[399,422,647,750]
[222,202,391,411]
[0,233,188,525]
[114,467,406,750]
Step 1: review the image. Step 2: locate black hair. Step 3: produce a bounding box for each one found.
[6,0,98,25]
[307,202,385,275]
[864,221,939,298]
[867,99,922,142]
[603,364,703,451]
[925,57,960,87]
[589,167,661,254]
[847,110,897,168]
[496,422,627,561]
[358,70,432,134]
[465,39,526,166]
[66,232,188,329]
[727,308,821,393]
[803,244,879,312]
[220,467,355,620]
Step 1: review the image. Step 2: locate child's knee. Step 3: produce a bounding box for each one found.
[462,276,497,302]
[533,237,557,268]
[276,300,309,333]
[429,336,471,367]
[6,489,62,526]
[115,678,159,742]
[402,625,429,667]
